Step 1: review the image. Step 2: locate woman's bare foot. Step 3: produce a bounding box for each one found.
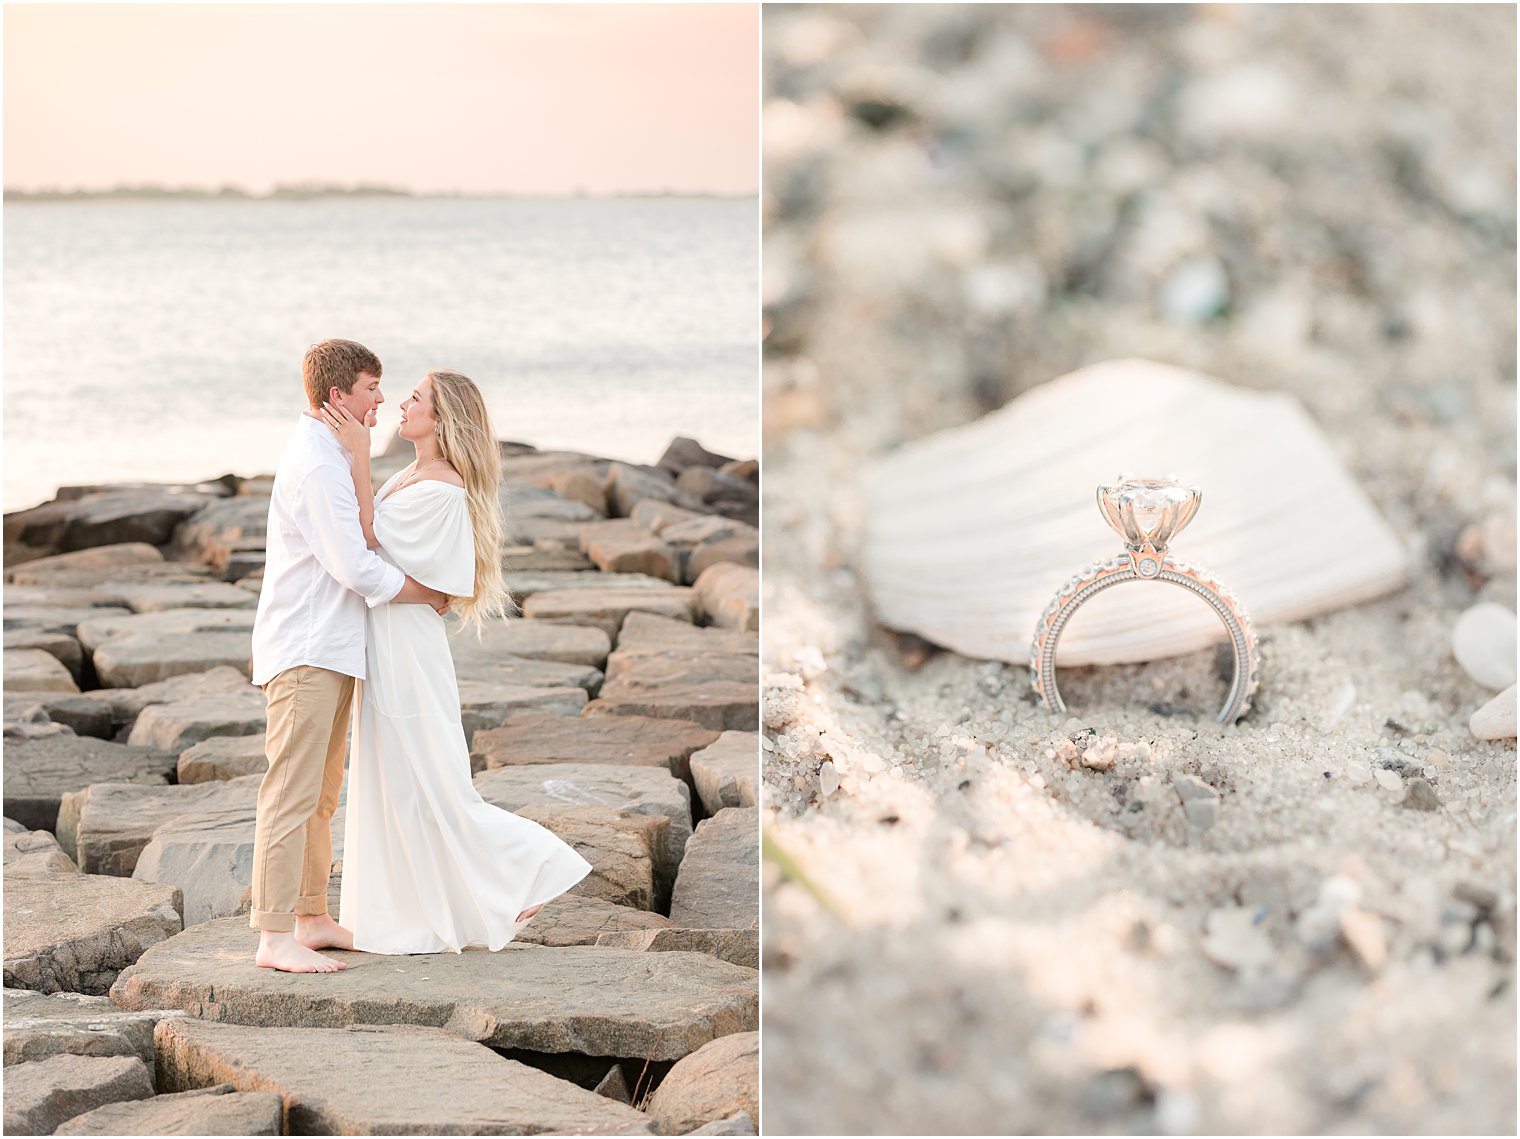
[294,912,354,951]
[256,930,347,973]
[516,904,544,923]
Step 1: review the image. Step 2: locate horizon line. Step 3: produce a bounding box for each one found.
[4,183,758,202]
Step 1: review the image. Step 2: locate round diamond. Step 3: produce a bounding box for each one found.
[1139,557,1158,577]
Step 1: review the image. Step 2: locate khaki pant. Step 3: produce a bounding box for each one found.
[249,665,354,932]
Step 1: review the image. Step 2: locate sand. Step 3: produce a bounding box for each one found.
[759,5,1516,1134]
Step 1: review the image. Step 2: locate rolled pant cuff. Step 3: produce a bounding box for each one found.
[295,893,329,916]
[251,908,295,933]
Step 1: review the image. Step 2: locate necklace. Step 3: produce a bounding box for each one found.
[392,457,449,496]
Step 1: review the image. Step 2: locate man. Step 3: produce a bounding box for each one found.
[248,338,447,973]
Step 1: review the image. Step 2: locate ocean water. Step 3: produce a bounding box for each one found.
[3,197,758,511]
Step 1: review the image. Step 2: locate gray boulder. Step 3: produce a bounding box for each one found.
[55,1083,283,1136]
[669,808,758,931]
[57,776,262,876]
[2,1053,154,1136]
[154,1018,653,1135]
[4,874,182,995]
[2,988,169,1067]
[4,736,176,833]
[475,762,692,897]
[113,917,758,1061]
[4,648,79,693]
[126,693,266,753]
[690,732,760,814]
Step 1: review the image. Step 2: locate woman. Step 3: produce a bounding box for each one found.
[316,370,591,954]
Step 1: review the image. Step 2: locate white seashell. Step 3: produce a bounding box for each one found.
[862,359,1411,665]
[1470,684,1517,740]
[1451,602,1518,690]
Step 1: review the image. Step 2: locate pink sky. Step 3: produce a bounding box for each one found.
[4,4,757,195]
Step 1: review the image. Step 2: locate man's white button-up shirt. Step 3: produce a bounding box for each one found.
[251,414,406,686]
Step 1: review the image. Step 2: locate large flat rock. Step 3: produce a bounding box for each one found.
[604,461,699,518]
[646,1031,760,1137]
[3,988,169,1067]
[4,605,135,639]
[4,693,113,739]
[178,734,267,783]
[471,712,719,780]
[58,776,262,876]
[5,828,79,877]
[4,647,80,692]
[2,1052,154,1136]
[595,928,759,971]
[86,665,255,736]
[507,569,676,599]
[456,683,587,742]
[2,544,163,583]
[6,561,218,591]
[3,736,176,833]
[501,543,595,573]
[603,649,757,686]
[133,809,259,926]
[112,916,757,1062]
[510,486,603,522]
[515,805,664,911]
[153,1018,653,1135]
[54,1083,284,1136]
[616,609,759,654]
[126,693,266,752]
[690,732,760,814]
[8,488,222,554]
[580,519,681,582]
[513,894,672,948]
[523,587,695,640]
[4,874,182,995]
[446,619,610,669]
[92,630,253,687]
[475,763,692,895]
[586,674,758,732]
[447,649,602,693]
[669,808,758,932]
[74,608,256,654]
[113,581,260,614]
[4,628,84,684]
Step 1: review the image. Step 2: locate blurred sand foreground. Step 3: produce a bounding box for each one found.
[760,5,1515,1134]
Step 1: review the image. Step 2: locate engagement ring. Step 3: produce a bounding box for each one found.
[1029,477,1261,723]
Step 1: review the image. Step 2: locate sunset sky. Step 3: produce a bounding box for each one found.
[4,4,758,195]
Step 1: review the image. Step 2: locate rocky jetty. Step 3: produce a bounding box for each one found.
[2,434,759,1135]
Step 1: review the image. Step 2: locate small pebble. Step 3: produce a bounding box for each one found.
[1402,777,1441,811]
[1339,908,1388,973]
[1470,684,1517,740]
[1159,255,1229,323]
[1373,767,1403,791]
[817,759,840,797]
[1201,906,1274,971]
[1452,602,1518,690]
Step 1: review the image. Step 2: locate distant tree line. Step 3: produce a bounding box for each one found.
[3,183,415,201]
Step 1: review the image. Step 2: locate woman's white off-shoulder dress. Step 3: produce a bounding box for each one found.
[339,470,591,954]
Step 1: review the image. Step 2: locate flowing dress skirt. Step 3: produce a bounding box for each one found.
[339,573,590,954]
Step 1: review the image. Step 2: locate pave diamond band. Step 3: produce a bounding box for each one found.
[1029,478,1261,724]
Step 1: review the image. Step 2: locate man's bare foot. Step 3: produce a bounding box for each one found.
[294,912,354,951]
[516,904,543,923]
[256,930,347,973]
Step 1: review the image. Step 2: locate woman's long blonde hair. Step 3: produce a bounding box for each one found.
[428,370,513,633]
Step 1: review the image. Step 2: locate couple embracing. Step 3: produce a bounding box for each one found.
[247,338,590,974]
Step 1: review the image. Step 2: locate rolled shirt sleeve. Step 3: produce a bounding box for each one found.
[292,464,406,608]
